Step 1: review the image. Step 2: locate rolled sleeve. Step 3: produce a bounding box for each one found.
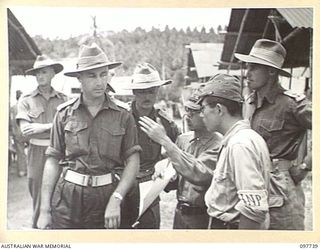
[45,112,65,160]
[123,144,142,160]
[16,98,32,122]
[45,146,64,159]
[295,99,312,129]
[121,112,142,160]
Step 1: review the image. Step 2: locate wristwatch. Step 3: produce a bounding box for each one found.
[112,192,123,201]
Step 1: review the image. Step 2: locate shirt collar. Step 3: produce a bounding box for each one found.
[256,82,284,107]
[221,119,251,147]
[71,93,120,111]
[189,131,216,146]
[30,87,61,98]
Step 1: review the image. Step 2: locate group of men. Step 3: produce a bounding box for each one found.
[14,38,311,230]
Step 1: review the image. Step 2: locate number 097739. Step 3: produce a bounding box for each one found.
[300,244,318,248]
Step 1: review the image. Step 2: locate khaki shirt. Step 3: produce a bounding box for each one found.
[16,87,67,140]
[46,94,142,175]
[244,83,311,160]
[205,120,271,225]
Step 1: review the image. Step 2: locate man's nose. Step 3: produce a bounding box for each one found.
[96,76,105,86]
[246,69,251,77]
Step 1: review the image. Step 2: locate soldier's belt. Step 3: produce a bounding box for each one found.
[209,217,239,229]
[176,202,207,215]
[29,138,50,146]
[271,158,292,172]
[64,169,112,187]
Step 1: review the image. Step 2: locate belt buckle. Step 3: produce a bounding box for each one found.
[179,203,189,214]
[87,175,93,187]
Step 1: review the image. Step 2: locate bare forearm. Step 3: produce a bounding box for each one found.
[20,119,52,136]
[114,152,140,197]
[40,157,61,212]
[39,123,52,131]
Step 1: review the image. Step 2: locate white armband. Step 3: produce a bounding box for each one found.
[237,190,268,210]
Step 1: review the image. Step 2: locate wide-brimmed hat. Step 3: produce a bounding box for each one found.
[198,73,243,104]
[64,43,122,77]
[125,63,172,90]
[234,39,291,77]
[25,55,63,76]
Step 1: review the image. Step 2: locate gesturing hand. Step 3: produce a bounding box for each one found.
[138,116,167,144]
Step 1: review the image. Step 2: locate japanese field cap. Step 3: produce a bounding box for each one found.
[25,55,63,75]
[234,39,291,77]
[198,74,243,103]
[184,88,204,111]
[64,43,122,77]
[125,63,172,89]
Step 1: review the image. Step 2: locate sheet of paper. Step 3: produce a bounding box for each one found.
[137,158,176,218]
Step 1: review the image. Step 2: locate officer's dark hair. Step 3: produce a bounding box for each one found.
[204,96,242,117]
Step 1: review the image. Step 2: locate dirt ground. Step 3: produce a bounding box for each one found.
[6,163,313,230]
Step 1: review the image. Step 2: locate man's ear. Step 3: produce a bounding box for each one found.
[76,73,82,82]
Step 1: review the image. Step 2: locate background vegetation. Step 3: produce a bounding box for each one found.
[33,25,226,101]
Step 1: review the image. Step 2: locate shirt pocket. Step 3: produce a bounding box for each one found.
[257,119,285,144]
[100,126,125,161]
[64,121,88,154]
[28,107,44,121]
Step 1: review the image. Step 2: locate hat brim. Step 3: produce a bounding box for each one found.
[234,53,291,78]
[25,63,64,76]
[64,62,122,77]
[124,80,172,90]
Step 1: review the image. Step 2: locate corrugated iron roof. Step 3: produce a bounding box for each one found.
[189,43,223,78]
[277,8,313,29]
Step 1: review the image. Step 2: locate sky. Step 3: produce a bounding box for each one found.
[10,7,231,39]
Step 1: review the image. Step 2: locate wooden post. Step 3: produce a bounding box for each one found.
[228,9,250,73]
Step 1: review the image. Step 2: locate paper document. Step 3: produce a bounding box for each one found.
[137,158,176,219]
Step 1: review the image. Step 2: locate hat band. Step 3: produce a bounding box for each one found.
[131,71,162,84]
[250,47,285,68]
[33,59,56,69]
[76,53,108,69]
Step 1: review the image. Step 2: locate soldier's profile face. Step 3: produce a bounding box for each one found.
[246,63,270,90]
[185,107,205,131]
[200,98,220,133]
[35,66,55,87]
[78,66,110,99]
